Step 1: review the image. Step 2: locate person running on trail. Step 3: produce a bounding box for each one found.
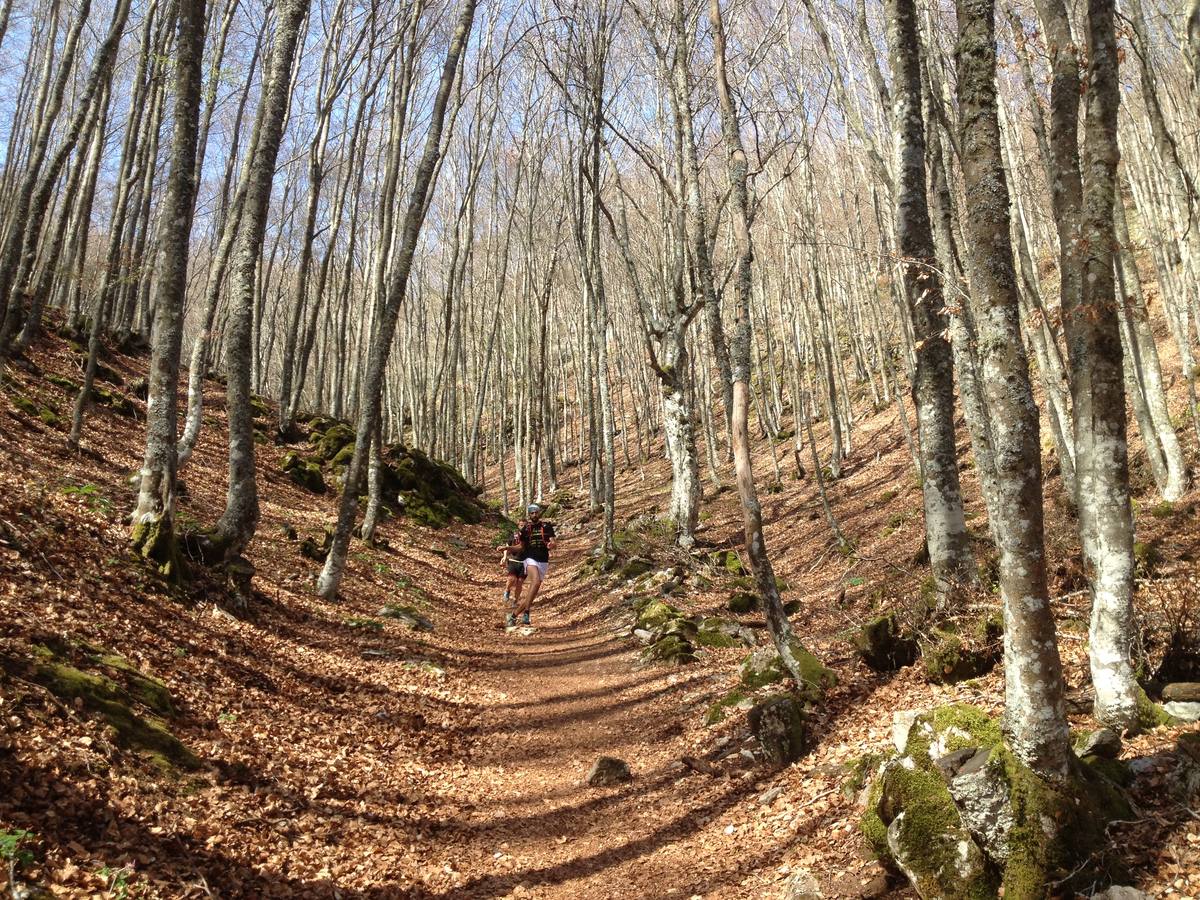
[511,504,555,627]
[501,520,528,620]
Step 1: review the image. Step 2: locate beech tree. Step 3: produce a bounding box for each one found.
[131,0,208,575]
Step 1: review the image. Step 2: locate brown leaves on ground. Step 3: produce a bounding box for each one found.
[1,330,1198,898]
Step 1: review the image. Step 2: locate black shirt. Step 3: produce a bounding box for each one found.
[520,521,555,563]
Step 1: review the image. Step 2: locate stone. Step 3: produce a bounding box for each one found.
[637,599,681,630]
[892,710,922,753]
[740,646,787,690]
[1091,889,1153,900]
[1162,701,1200,722]
[695,617,756,649]
[641,634,696,666]
[728,591,757,614]
[1076,728,1122,760]
[783,868,822,899]
[748,694,808,766]
[944,749,1014,863]
[586,756,631,786]
[1162,682,1200,702]
[618,556,654,581]
[632,628,654,645]
[852,614,919,672]
[871,757,994,898]
[379,605,434,632]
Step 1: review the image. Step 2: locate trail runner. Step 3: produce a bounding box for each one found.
[501,519,528,621]
[510,504,555,627]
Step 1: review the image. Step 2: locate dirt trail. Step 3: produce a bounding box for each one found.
[414,533,787,900]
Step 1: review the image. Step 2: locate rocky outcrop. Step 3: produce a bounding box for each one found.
[586,756,632,786]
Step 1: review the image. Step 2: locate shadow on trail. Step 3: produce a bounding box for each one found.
[416,773,766,899]
[471,673,707,738]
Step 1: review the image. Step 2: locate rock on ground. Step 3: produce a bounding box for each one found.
[1162,682,1200,702]
[586,756,632,786]
[1163,701,1200,722]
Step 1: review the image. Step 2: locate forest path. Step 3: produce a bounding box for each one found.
[416,530,775,900]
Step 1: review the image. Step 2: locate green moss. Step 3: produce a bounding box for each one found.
[344,617,384,631]
[10,393,59,425]
[904,704,1003,762]
[879,488,899,504]
[249,394,271,420]
[47,373,82,392]
[876,761,997,898]
[1135,687,1176,730]
[288,462,326,494]
[922,629,997,684]
[1080,754,1132,788]
[331,443,356,468]
[131,516,184,583]
[695,618,740,649]
[1133,540,1160,578]
[704,689,747,726]
[844,751,885,796]
[619,557,655,581]
[853,614,918,671]
[34,661,198,771]
[93,654,175,717]
[641,634,696,665]
[637,600,681,630]
[728,591,757,614]
[995,746,1125,897]
[1148,500,1175,519]
[311,423,356,462]
[739,639,835,701]
[95,386,135,417]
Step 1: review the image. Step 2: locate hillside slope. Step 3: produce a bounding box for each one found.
[1,330,1199,898]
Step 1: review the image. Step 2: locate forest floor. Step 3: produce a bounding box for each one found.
[2,327,1200,898]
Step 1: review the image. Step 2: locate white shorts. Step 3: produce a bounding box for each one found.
[523,559,549,580]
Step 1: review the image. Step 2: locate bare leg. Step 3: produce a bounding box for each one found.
[514,567,543,618]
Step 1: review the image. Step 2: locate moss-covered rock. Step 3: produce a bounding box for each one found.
[379,604,434,632]
[10,393,60,426]
[749,693,809,765]
[853,614,918,672]
[863,704,1132,898]
[46,373,82,393]
[728,591,757,614]
[739,639,835,701]
[704,689,751,726]
[640,634,696,666]
[619,557,655,581]
[695,617,752,649]
[31,653,198,771]
[287,461,326,494]
[310,422,356,462]
[95,386,136,417]
[709,549,745,575]
[922,628,998,684]
[875,756,996,898]
[637,600,682,631]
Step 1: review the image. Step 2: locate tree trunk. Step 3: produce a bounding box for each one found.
[318,0,478,600]
[131,0,207,578]
[955,0,1071,778]
[885,0,975,596]
[708,0,828,693]
[1073,0,1139,730]
[215,0,311,557]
